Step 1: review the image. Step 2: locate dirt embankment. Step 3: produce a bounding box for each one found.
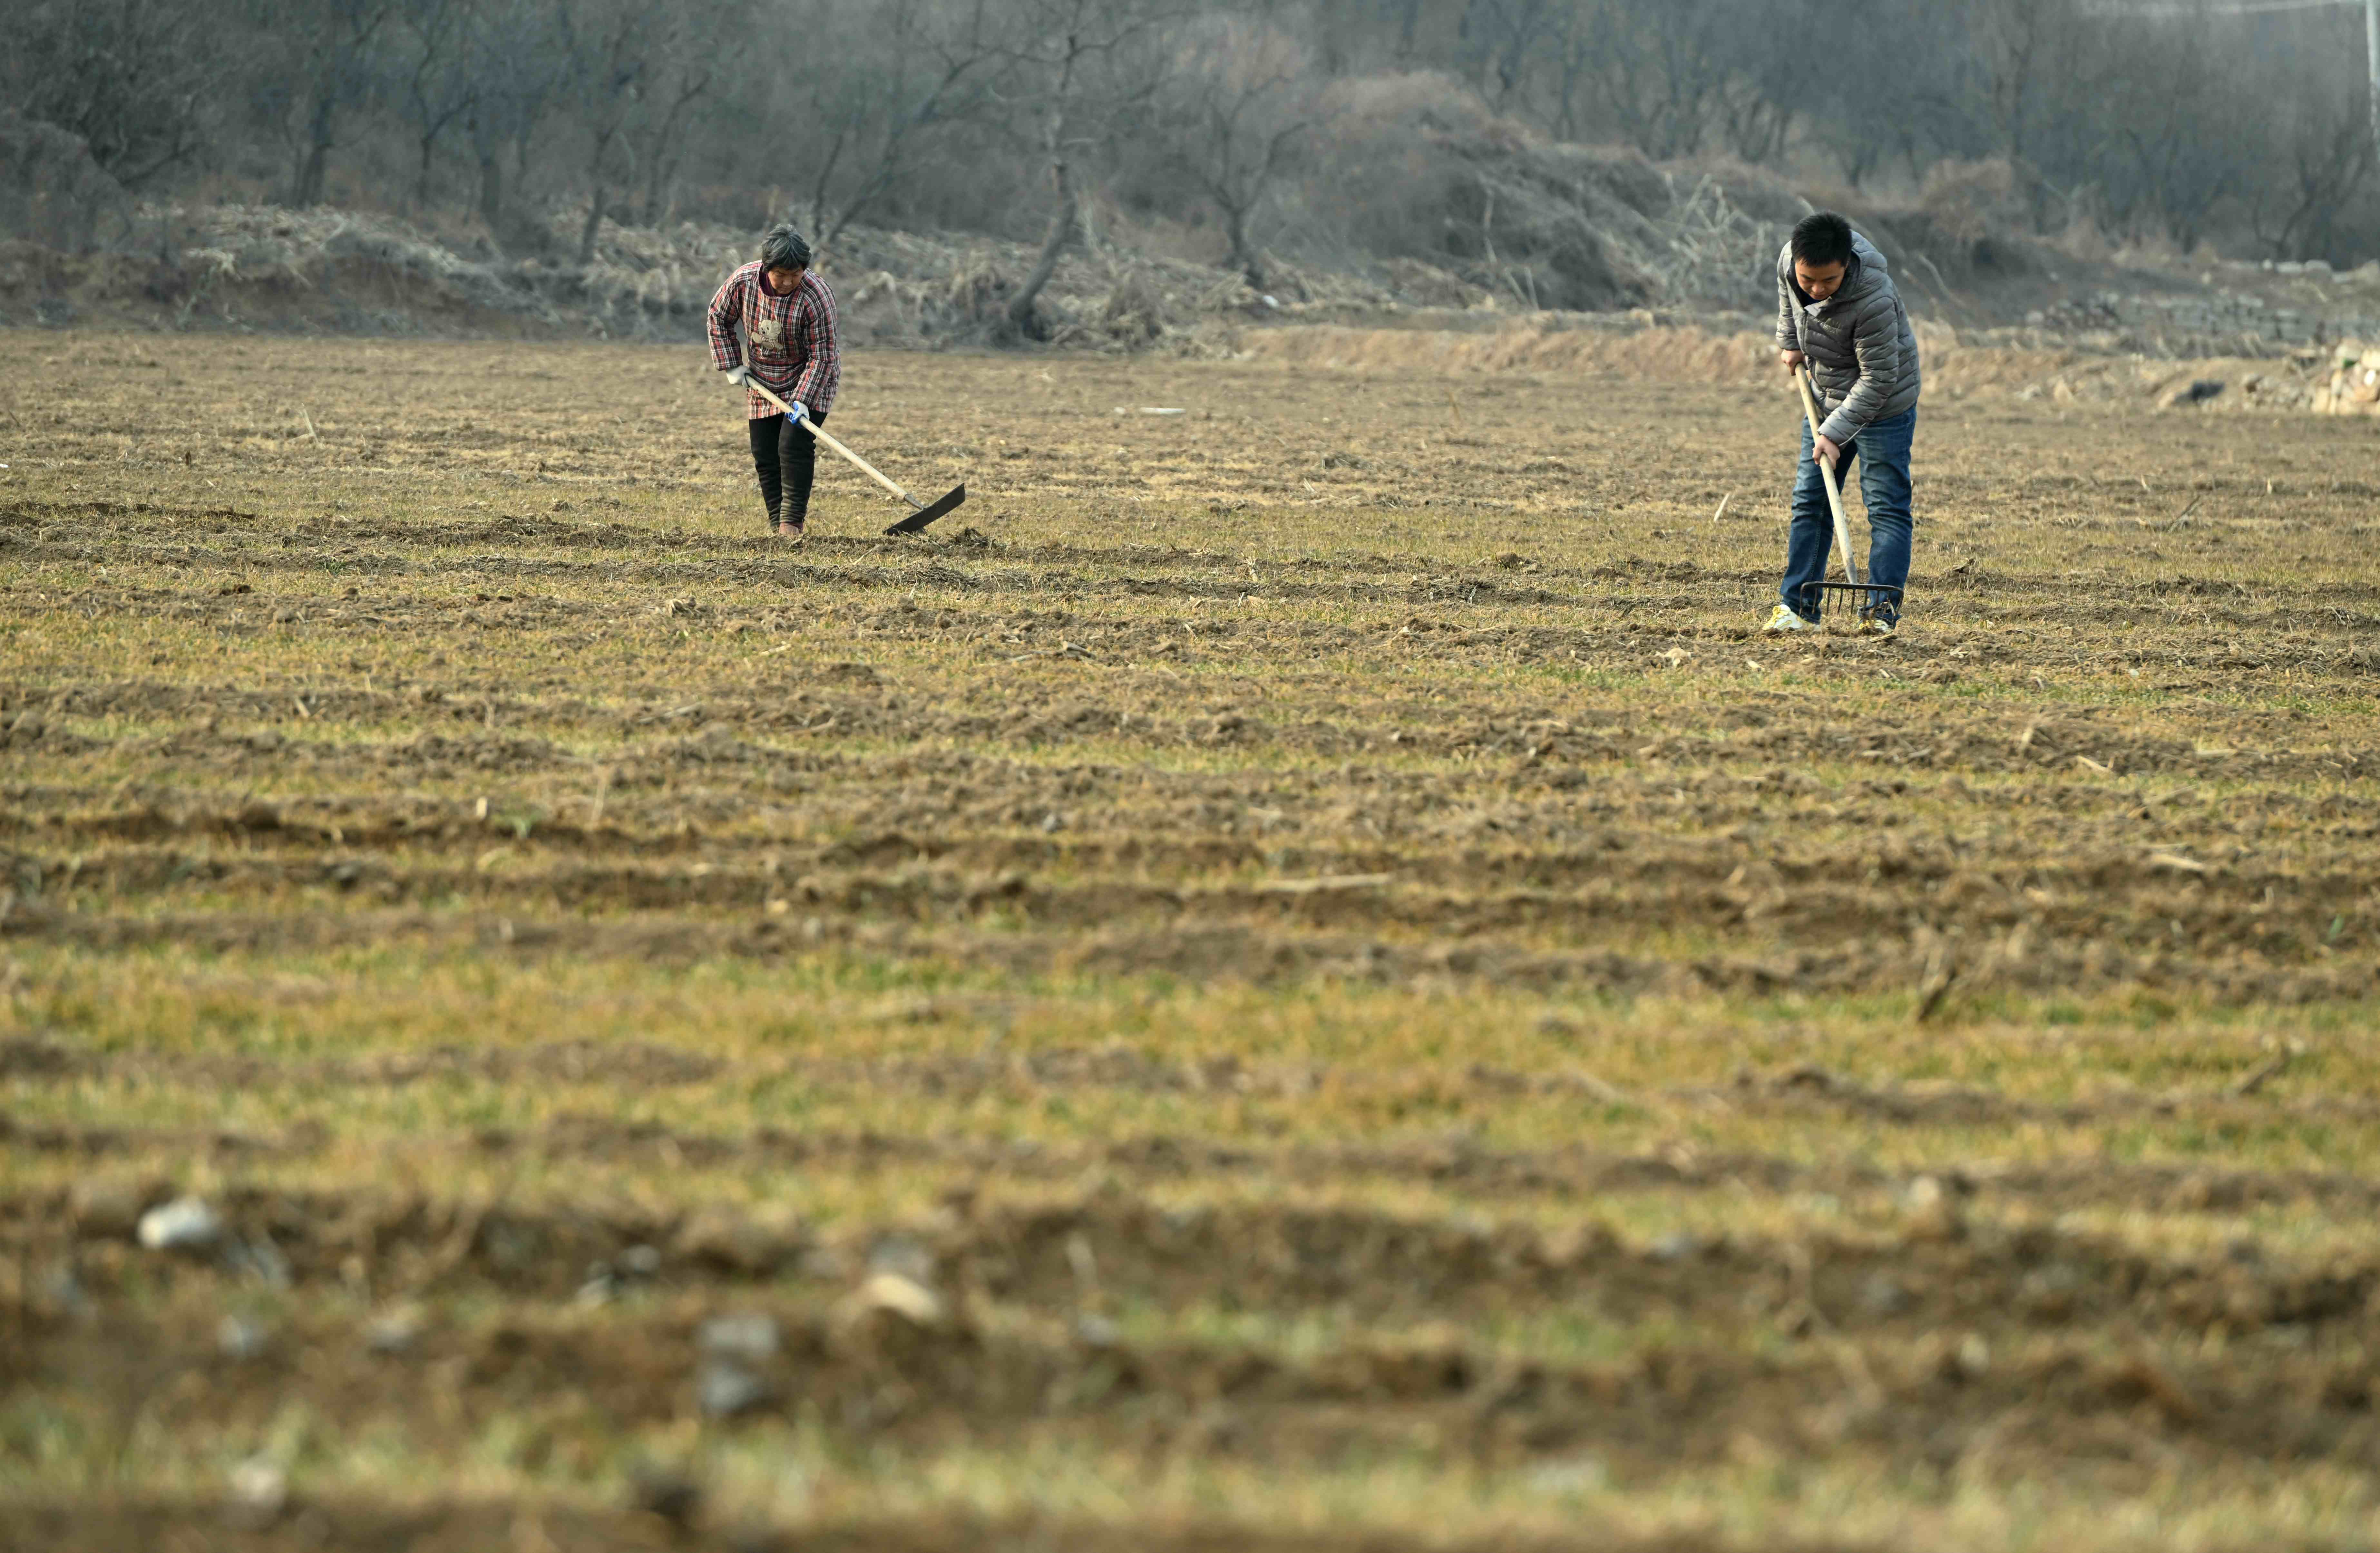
[1241,319,2378,414]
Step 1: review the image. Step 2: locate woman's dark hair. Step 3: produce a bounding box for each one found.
[760,224,811,273]
[1790,212,1855,269]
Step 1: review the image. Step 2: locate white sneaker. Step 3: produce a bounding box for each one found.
[1855,614,1897,638]
[1761,603,1819,635]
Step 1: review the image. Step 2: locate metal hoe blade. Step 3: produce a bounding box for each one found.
[884,484,967,535]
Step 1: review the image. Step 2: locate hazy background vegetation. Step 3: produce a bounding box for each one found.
[5,0,2377,299]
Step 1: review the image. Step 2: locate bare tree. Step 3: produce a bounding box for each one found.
[625,32,717,226]
[1966,0,2100,222]
[2249,23,2378,259]
[1802,0,1982,187]
[559,0,737,251]
[257,0,399,207]
[2102,19,2242,251]
[395,0,477,211]
[1162,17,1319,286]
[6,0,219,187]
[1459,0,1559,112]
[777,0,1003,246]
[1574,0,1736,160]
[561,0,641,260]
[1710,0,1809,166]
[1540,11,1604,141]
[1000,0,1184,336]
[460,0,557,234]
[2263,105,2377,258]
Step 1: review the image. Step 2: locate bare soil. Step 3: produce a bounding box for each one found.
[3,331,2378,1551]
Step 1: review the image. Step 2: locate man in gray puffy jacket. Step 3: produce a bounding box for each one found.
[1765,211,1922,637]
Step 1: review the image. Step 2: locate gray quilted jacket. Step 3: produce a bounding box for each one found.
[1774,231,1921,446]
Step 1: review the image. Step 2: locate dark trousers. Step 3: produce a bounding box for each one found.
[748,410,824,528]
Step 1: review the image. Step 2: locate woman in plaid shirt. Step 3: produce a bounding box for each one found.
[708,225,842,540]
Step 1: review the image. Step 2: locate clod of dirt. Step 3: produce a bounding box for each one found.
[1860,1274,1910,1316]
[1903,1174,1967,1241]
[2161,379,2227,409]
[674,1206,802,1274]
[629,1465,703,1529]
[136,1196,222,1253]
[70,1174,163,1239]
[1937,1332,1992,1382]
[0,1038,77,1078]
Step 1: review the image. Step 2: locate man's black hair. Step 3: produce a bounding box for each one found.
[761,224,811,273]
[1790,211,1854,269]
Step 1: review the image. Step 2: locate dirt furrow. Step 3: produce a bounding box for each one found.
[15,1187,2380,1348]
[15,1102,2380,1222]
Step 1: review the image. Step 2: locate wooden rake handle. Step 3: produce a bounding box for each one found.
[1795,364,1861,588]
[746,378,923,511]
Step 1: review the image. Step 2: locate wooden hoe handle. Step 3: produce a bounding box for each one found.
[1795,366,1861,588]
[746,378,921,511]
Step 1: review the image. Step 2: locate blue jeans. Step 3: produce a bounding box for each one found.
[1780,406,1916,622]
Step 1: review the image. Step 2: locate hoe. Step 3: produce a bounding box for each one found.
[1794,364,1902,626]
[746,379,967,535]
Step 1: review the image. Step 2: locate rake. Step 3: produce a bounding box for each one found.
[1793,364,1901,626]
[745,379,967,535]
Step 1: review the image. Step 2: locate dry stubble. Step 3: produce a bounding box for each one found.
[3,330,2380,1551]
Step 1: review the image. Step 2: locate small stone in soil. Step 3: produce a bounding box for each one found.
[699,1313,780,1362]
[697,1361,769,1418]
[365,1305,426,1355]
[138,1197,223,1252]
[218,1313,272,1360]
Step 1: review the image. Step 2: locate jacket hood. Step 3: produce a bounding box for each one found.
[1842,233,1888,294]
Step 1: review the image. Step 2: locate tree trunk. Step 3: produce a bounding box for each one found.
[1006,160,1075,336]
[478,150,503,229]
[294,94,336,206]
[295,140,329,207]
[1225,207,1262,289]
[2366,0,2379,171]
[579,181,607,265]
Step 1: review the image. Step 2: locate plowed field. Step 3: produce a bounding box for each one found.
[5,331,2380,1552]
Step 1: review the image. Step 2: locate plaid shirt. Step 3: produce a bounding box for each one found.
[707,261,841,420]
